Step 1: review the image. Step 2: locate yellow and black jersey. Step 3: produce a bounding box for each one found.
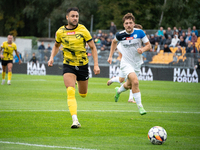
[1,41,17,61]
[55,24,92,66]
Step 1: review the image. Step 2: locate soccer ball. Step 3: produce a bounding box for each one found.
[148,126,167,145]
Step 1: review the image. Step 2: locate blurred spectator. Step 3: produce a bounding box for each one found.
[38,41,45,61]
[172,29,178,38]
[192,43,198,53]
[160,36,166,46]
[44,49,50,63]
[173,27,177,33]
[157,27,164,38]
[194,57,200,69]
[179,36,187,47]
[163,30,168,39]
[169,35,180,47]
[106,38,112,48]
[154,34,160,43]
[153,42,160,53]
[178,27,182,37]
[165,35,172,45]
[185,32,192,44]
[104,33,108,40]
[97,30,102,38]
[14,52,22,63]
[94,37,101,49]
[181,31,187,41]
[186,27,191,35]
[109,22,117,35]
[100,36,107,47]
[108,32,115,39]
[176,46,182,56]
[100,46,106,52]
[186,42,197,53]
[38,41,45,50]
[186,42,193,53]
[191,32,197,44]
[149,34,155,45]
[191,26,198,37]
[47,44,52,50]
[164,44,171,53]
[92,34,97,40]
[29,52,38,64]
[166,27,173,38]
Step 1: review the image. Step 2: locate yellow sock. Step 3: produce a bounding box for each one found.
[67,87,77,116]
[2,72,6,80]
[79,93,87,98]
[8,72,12,81]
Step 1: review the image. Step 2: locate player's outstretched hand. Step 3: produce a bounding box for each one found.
[107,57,112,64]
[137,48,144,54]
[48,58,54,67]
[19,59,22,64]
[93,65,100,75]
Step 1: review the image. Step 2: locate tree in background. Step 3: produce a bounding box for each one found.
[0,0,199,37]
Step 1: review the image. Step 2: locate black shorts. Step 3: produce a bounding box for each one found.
[63,64,89,81]
[1,60,13,66]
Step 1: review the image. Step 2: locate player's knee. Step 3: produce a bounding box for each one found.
[79,93,87,98]
[132,80,139,87]
[119,77,124,83]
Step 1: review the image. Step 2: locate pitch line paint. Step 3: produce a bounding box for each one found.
[0,141,97,150]
[0,110,199,114]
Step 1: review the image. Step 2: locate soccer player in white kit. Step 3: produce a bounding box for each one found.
[107,13,151,115]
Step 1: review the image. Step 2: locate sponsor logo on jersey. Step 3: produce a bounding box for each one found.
[173,68,198,83]
[133,34,137,39]
[126,37,133,40]
[67,32,75,35]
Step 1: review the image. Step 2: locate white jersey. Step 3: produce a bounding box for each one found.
[116,28,149,71]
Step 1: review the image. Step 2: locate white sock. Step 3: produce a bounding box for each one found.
[72,115,78,122]
[111,77,120,83]
[132,92,143,108]
[128,90,134,100]
[118,84,127,94]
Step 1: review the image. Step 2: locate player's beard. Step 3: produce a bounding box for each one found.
[68,20,78,28]
[126,27,133,33]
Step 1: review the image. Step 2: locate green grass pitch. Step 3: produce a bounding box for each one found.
[0,74,200,150]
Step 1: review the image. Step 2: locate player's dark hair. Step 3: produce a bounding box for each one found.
[122,13,135,23]
[134,24,143,29]
[66,7,79,15]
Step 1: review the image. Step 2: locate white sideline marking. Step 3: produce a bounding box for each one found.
[14,79,47,81]
[0,141,97,150]
[0,110,199,114]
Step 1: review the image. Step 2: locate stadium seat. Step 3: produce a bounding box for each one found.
[197,37,200,44]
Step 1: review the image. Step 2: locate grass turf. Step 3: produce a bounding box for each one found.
[0,74,200,150]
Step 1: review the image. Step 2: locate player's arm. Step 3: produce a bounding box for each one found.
[107,38,118,64]
[87,40,100,75]
[137,41,151,54]
[48,42,61,67]
[0,47,4,58]
[14,50,22,64]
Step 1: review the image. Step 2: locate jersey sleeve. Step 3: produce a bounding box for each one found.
[115,32,120,41]
[140,30,149,44]
[14,43,17,50]
[83,26,92,42]
[55,29,62,43]
[1,42,5,49]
